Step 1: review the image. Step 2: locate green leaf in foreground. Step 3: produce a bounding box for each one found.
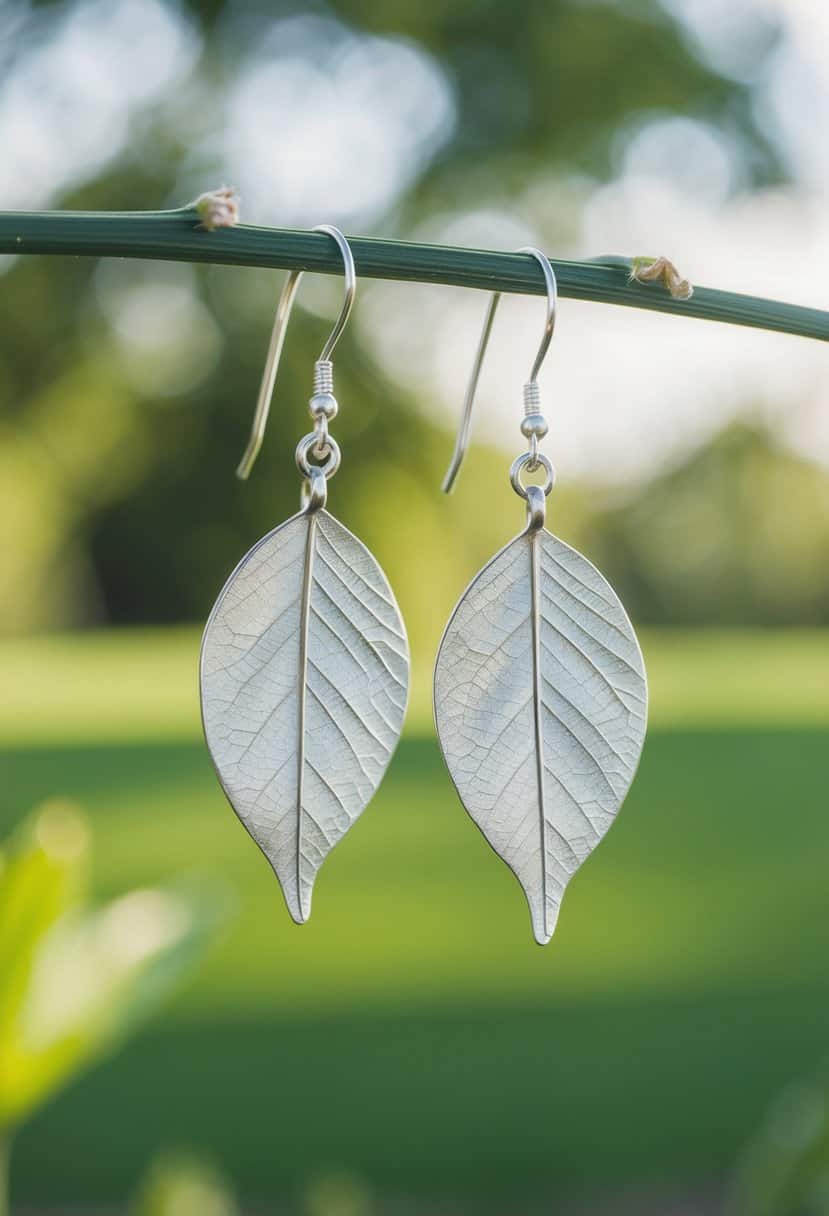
[131,1150,239,1216]
[0,803,228,1133]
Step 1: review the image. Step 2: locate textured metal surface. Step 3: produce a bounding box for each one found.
[201,508,408,923]
[434,526,647,945]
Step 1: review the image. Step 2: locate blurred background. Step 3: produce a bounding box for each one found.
[1,0,828,1211]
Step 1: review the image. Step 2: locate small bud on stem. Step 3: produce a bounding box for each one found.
[192,186,240,232]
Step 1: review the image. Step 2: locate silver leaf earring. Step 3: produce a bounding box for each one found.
[201,227,409,925]
[433,249,647,945]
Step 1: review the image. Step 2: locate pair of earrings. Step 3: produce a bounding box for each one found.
[200,227,647,945]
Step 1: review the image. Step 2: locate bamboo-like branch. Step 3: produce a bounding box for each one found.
[1,206,827,341]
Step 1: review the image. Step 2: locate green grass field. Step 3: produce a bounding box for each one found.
[2,628,828,1211]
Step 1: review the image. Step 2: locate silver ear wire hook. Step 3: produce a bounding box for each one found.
[442,247,557,493]
[237,224,356,480]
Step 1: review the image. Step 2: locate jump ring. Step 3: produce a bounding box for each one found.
[509,450,555,499]
[296,432,341,479]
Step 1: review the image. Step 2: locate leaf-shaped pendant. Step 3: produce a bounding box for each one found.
[201,508,408,923]
[434,522,647,945]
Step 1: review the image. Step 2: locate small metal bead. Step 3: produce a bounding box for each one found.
[308,392,339,421]
[520,412,549,440]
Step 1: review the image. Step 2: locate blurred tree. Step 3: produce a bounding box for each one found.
[0,0,796,636]
[339,0,782,211]
[587,423,829,626]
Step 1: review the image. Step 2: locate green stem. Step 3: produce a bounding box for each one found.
[0,208,826,342]
[0,1134,11,1216]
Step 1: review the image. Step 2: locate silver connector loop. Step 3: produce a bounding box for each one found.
[524,483,547,532]
[510,450,555,501]
[296,432,341,480]
[300,466,328,514]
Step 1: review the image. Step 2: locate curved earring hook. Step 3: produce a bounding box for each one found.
[237,224,356,480]
[442,246,557,493]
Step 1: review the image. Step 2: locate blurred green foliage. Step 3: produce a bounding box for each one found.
[130,1151,380,1216]
[0,802,224,1213]
[2,0,811,644]
[334,0,782,219]
[731,1065,829,1216]
[132,1151,240,1216]
[2,3,826,1212]
[587,423,829,626]
[2,627,828,1211]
